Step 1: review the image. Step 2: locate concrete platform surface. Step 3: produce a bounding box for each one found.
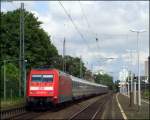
[101,93,149,119]
[118,93,150,119]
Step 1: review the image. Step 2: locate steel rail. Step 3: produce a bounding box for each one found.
[91,95,110,120]
[69,94,110,120]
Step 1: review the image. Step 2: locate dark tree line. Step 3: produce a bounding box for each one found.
[0,9,87,74]
[0,9,115,98]
[94,73,114,90]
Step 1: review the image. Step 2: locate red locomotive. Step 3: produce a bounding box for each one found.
[26,68,108,108]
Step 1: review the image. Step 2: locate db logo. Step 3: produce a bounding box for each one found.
[39,87,44,90]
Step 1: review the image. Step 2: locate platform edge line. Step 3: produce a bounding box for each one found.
[116,93,128,120]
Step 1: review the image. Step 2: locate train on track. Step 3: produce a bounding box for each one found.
[26,68,108,108]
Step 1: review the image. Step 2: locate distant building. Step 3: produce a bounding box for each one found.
[94,69,105,75]
[119,68,128,82]
[84,70,95,82]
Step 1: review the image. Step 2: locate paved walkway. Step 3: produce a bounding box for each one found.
[101,93,149,119]
[118,93,150,119]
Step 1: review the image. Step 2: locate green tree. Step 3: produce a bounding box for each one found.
[113,80,120,92]
[0,9,59,98]
[65,56,86,78]
[0,9,58,68]
[94,73,114,90]
[0,63,19,99]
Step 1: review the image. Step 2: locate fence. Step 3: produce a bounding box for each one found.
[0,59,26,107]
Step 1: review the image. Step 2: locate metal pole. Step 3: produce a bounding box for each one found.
[80,56,82,78]
[20,3,25,97]
[137,32,141,106]
[148,3,150,81]
[24,60,26,98]
[127,51,130,97]
[63,38,65,72]
[19,3,22,97]
[91,63,93,73]
[22,3,25,97]
[134,82,137,104]
[11,88,12,103]
[131,72,133,92]
[129,51,133,93]
[3,60,6,101]
[130,29,146,106]
[128,82,130,96]
[123,86,125,95]
[148,56,150,84]
[129,71,133,107]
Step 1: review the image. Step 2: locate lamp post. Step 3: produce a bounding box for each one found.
[130,29,146,106]
[24,60,27,97]
[128,49,137,105]
[126,49,136,99]
[80,56,82,78]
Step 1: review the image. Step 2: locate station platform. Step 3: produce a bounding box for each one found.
[101,93,149,119]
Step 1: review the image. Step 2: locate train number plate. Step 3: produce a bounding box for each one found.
[39,87,44,90]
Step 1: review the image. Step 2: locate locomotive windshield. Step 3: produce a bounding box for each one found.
[32,74,53,82]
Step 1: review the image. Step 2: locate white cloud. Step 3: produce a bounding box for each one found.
[121,51,148,65]
[1,1,149,78]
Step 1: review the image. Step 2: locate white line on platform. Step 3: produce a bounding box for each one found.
[116,93,128,120]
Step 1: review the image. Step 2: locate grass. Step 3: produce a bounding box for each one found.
[0,97,25,110]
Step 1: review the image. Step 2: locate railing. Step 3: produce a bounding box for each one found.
[0,106,26,120]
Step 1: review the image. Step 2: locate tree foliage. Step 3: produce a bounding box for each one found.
[0,8,114,99]
[65,56,86,78]
[0,9,58,67]
[0,63,19,98]
[113,80,120,92]
[0,9,59,98]
[94,73,114,90]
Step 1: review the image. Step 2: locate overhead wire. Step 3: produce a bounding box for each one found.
[78,1,96,37]
[78,1,105,70]
[78,1,102,54]
[58,1,91,50]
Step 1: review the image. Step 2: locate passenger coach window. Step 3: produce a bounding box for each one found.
[43,75,53,82]
[32,74,53,82]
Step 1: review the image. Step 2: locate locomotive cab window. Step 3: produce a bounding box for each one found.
[32,74,53,82]
[43,75,53,82]
[32,75,42,82]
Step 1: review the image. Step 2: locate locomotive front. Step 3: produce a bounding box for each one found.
[26,69,59,108]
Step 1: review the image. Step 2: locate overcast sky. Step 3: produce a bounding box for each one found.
[1,1,149,81]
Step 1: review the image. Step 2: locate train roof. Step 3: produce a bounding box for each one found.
[70,75,108,88]
[30,67,108,88]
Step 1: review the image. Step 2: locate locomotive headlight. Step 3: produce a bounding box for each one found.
[54,96,58,99]
[30,91,36,94]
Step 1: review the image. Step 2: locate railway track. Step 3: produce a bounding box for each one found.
[0,106,26,120]
[11,111,44,120]
[0,107,46,120]
[69,93,111,120]
[1,94,111,120]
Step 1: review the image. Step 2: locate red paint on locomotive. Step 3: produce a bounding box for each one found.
[26,69,72,104]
